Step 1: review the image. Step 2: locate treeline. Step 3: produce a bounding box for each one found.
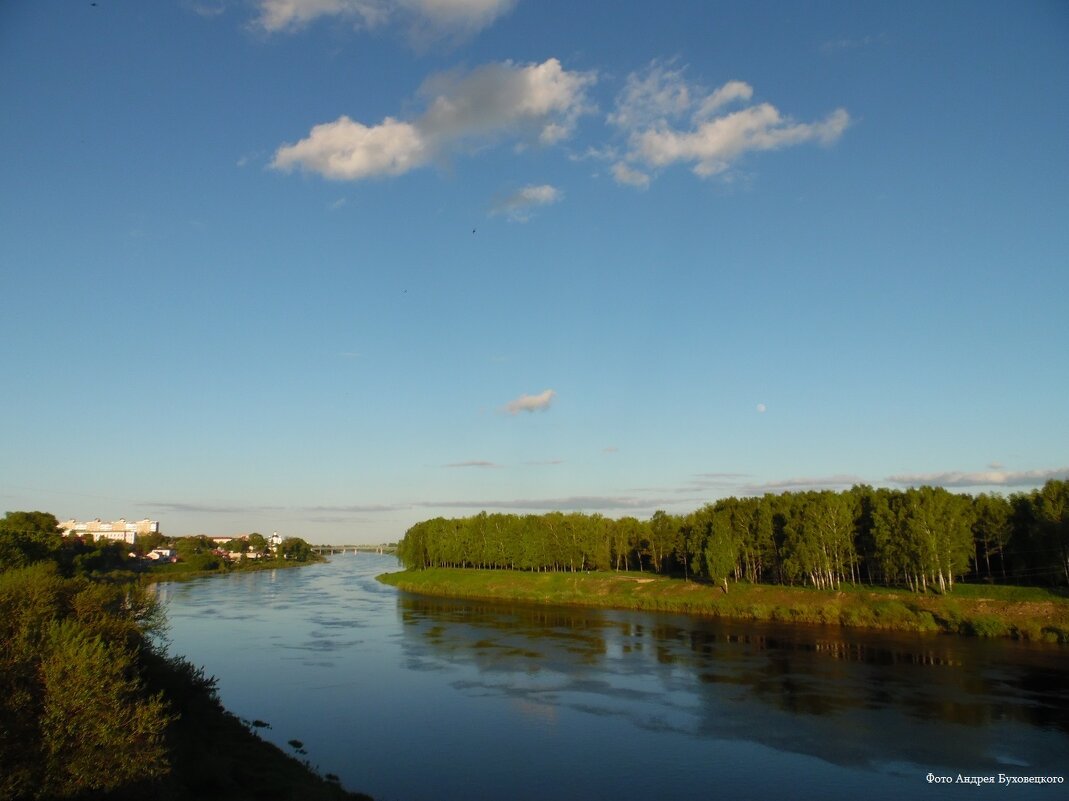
[0,511,367,800]
[397,480,1069,592]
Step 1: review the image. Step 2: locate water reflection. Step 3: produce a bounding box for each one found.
[157,559,1069,800]
[396,593,1069,773]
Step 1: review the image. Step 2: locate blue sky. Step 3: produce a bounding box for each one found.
[1,1,1067,543]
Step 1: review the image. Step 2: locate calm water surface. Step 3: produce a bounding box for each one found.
[155,555,1069,800]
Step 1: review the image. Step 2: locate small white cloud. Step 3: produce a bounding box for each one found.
[756,403,767,413]
[252,0,514,39]
[607,61,692,130]
[608,63,850,186]
[189,2,227,19]
[693,80,753,120]
[820,34,884,54]
[329,197,348,210]
[273,116,428,180]
[236,149,265,168]
[491,184,562,221]
[402,0,516,42]
[254,0,383,33]
[273,59,595,182]
[633,104,850,178]
[503,389,556,415]
[445,460,502,468]
[611,161,650,189]
[602,446,618,453]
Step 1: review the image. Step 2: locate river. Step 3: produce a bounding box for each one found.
[153,554,1069,800]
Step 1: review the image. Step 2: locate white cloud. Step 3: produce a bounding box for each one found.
[633,103,850,178]
[272,59,595,181]
[445,460,502,468]
[694,80,753,119]
[607,61,692,130]
[887,468,1069,488]
[255,0,386,33]
[417,59,594,145]
[755,402,767,413]
[491,184,561,221]
[608,63,850,187]
[611,161,650,188]
[402,0,516,42]
[252,0,514,38]
[503,388,556,414]
[273,116,428,180]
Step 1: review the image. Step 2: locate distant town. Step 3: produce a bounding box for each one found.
[57,518,395,566]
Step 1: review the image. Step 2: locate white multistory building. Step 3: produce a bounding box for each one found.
[59,518,160,545]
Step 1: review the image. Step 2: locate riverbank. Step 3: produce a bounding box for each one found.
[377,568,1069,643]
[126,651,372,801]
[141,556,323,583]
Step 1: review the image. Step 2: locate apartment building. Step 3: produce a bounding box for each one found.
[59,518,160,545]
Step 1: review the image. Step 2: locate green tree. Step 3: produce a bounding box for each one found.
[971,493,1012,581]
[0,564,172,799]
[279,537,314,562]
[39,621,172,796]
[0,511,62,570]
[247,532,268,555]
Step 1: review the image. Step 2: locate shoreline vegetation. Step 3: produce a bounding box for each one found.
[377,568,1069,643]
[142,555,319,583]
[0,511,371,800]
[388,481,1069,643]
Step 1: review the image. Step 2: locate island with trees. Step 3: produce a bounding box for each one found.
[380,481,1069,642]
[0,511,369,800]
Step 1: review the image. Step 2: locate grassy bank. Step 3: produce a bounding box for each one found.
[141,556,320,584]
[377,568,1069,643]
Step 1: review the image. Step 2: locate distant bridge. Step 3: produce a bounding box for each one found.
[311,544,397,556]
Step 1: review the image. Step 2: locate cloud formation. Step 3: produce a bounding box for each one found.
[307,503,406,513]
[503,388,556,414]
[253,0,515,40]
[887,468,1069,488]
[417,495,665,511]
[610,161,650,189]
[608,62,849,185]
[444,460,502,468]
[144,501,285,514]
[491,184,562,221]
[740,474,864,494]
[273,59,595,181]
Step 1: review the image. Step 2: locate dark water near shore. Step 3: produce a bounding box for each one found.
[155,555,1069,800]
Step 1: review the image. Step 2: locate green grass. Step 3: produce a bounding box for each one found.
[142,557,320,583]
[377,568,1069,643]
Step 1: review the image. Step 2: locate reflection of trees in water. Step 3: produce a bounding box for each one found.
[396,594,1069,770]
